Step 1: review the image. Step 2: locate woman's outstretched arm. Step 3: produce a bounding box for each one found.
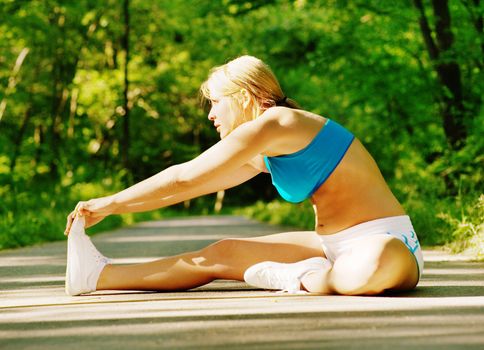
[112,164,261,214]
[111,114,278,207]
[66,162,261,234]
[70,112,279,225]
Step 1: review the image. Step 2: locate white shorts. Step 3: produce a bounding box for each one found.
[319,215,424,280]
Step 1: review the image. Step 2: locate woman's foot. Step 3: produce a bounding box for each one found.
[243,257,331,293]
[65,216,111,296]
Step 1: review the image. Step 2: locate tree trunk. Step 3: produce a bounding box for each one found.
[0,47,29,124]
[413,0,467,149]
[475,0,484,58]
[34,124,45,168]
[214,190,225,213]
[47,9,63,180]
[67,87,79,139]
[121,0,132,185]
[48,66,61,179]
[10,105,32,173]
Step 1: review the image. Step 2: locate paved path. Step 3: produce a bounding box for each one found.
[1,216,483,349]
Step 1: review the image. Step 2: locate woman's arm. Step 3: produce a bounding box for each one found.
[69,112,279,227]
[112,164,261,214]
[111,115,278,207]
[68,164,258,231]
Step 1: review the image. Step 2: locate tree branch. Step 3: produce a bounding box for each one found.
[0,47,30,124]
[432,0,454,51]
[413,0,440,60]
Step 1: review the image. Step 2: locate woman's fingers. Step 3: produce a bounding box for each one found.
[64,210,78,236]
[65,210,106,236]
[66,197,112,236]
[75,200,98,217]
[65,200,98,236]
[75,201,88,216]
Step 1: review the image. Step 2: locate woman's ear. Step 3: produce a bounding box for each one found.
[240,89,252,109]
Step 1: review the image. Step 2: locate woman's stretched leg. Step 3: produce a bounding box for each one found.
[96,231,325,291]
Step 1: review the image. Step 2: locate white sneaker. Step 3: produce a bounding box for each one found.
[65,216,111,296]
[243,257,330,293]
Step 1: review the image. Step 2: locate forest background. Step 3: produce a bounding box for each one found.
[0,0,482,257]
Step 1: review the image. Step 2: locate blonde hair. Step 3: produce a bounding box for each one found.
[200,55,299,132]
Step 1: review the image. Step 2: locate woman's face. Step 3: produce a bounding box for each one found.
[207,96,242,139]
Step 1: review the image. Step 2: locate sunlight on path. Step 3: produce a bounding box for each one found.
[1,216,483,349]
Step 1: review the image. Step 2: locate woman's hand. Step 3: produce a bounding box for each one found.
[64,196,119,236]
[75,196,119,218]
[64,212,106,236]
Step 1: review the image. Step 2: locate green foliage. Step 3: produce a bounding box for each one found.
[0,0,482,254]
[437,194,484,259]
[235,199,315,231]
[0,171,222,250]
[0,170,120,250]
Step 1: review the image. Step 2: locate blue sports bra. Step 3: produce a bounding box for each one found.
[263,118,354,203]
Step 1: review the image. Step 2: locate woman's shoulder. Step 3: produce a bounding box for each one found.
[231,107,326,153]
[260,107,326,131]
[259,106,298,127]
[256,107,328,157]
[236,107,293,140]
[257,108,307,140]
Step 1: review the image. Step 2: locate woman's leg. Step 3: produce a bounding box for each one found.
[96,231,325,291]
[300,234,419,295]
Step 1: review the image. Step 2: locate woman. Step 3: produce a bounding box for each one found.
[64,55,423,296]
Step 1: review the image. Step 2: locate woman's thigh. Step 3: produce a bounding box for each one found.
[329,234,419,295]
[202,231,325,280]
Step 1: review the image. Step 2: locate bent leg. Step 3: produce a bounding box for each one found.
[301,234,419,295]
[97,231,325,291]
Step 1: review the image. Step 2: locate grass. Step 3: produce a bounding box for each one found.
[0,176,228,251]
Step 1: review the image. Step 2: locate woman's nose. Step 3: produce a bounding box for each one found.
[208,110,215,121]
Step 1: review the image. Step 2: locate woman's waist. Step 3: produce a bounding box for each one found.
[315,211,411,236]
[312,176,405,234]
[313,199,406,235]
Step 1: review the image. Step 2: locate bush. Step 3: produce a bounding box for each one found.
[235,199,314,230]
[437,194,484,259]
[0,176,120,250]
[0,172,227,251]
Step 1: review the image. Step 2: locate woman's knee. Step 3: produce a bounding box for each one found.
[201,238,239,262]
[198,238,243,278]
[329,235,413,295]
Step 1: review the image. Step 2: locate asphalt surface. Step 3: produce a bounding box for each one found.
[1,215,483,349]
